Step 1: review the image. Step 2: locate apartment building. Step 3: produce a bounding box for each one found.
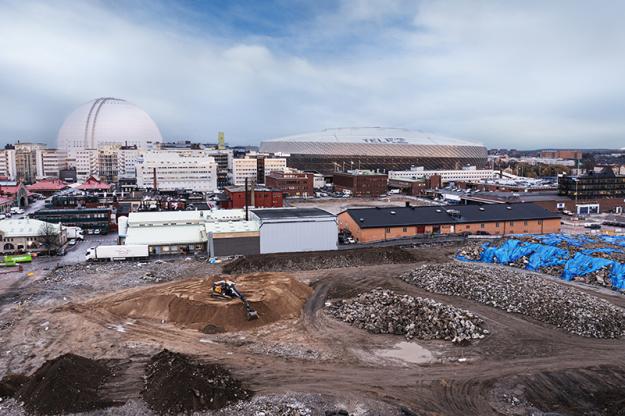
[67,149,98,182]
[135,149,217,192]
[117,145,142,179]
[232,155,287,186]
[206,149,233,188]
[0,148,17,180]
[35,149,67,180]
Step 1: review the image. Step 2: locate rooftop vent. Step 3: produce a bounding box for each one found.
[479,207,485,211]
[436,209,442,213]
[390,211,396,215]
[359,218,365,222]
[506,206,512,210]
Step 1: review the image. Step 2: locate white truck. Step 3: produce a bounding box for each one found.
[85,245,149,261]
[66,226,84,241]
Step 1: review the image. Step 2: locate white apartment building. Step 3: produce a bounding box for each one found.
[117,146,142,179]
[35,149,67,179]
[0,148,16,180]
[232,155,287,186]
[67,149,98,182]
[388,166,498,184]
[135,149,218,192]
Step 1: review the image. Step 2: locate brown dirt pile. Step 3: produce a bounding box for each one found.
[0,373,28,398]
[86,272,312,332]
[15,353,116,415]
[142,349,252,414]
[223,247,416,274]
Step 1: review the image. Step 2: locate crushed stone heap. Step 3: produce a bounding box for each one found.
[327,288,488,344]
[401,263,625,339]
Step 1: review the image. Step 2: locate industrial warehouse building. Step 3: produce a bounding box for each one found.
[338,203,560,243]
[120,207,337,256]
[260,127,487,175]
[251,208,337,254]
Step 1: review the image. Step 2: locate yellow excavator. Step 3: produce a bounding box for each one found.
[211,280,259,320]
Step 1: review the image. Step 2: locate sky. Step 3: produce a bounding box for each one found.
[0,0,624,149]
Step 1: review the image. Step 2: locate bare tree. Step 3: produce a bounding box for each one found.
[39,222,61,255]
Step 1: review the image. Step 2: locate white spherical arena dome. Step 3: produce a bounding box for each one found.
[57,97,162,151]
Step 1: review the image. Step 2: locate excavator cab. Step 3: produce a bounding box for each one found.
[211,280,259,320]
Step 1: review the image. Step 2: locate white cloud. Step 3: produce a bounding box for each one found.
[0,0,624,148]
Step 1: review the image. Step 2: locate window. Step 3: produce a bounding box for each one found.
[385,227,390,233]
[496,222,500,228]
[524,220,528,226]
[480,223,485,228]
[402,227,407,232]
[510,221,515,226]
[466,225,470,229]
[538,220,543,224]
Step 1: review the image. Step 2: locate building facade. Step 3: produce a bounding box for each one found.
[558,169,625,200]
[388,166,497,184]
[333,171,388,196]
[222,186,283,209]
[135,150,218,192]
[265,171,314,197]
[338,203,561,243]
[232,155,288,186]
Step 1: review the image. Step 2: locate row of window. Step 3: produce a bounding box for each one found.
[383,219,545,233]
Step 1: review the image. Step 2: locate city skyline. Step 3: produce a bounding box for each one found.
[1,0,625,149]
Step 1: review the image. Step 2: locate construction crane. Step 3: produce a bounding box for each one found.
[211,280,259,320]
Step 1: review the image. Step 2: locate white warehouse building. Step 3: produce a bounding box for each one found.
[136,150,218,192]
[251,208,337,254]
[388,166,498,184]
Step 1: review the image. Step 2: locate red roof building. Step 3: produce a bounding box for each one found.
[78,176,112,192]
[26,178,69,196]
[0,182,29,207]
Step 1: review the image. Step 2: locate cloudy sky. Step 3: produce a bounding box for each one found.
[1,0,624,149]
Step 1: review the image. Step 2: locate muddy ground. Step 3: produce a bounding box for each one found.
[1,245,625,415]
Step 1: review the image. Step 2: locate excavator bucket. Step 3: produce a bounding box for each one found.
[244,302,259,320]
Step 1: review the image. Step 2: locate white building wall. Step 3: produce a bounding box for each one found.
[388,168,497,183]
[117,148,142,178]
[258,219,338,254]
[232,158,258,186]
[67,149,98,182]
[136,149,217,192]
[0,149,16,180]
[35,149,67,179]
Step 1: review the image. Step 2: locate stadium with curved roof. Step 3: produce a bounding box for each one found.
[57,97,162,152]
[260,127,488,175]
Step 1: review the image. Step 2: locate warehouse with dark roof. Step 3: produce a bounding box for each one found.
[338,203,560,243]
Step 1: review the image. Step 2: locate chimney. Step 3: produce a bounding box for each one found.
[245,177,249,221]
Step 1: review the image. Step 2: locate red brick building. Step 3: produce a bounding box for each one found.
[333,171,388,196]
[265,171,314,197]
[222,186,283,209]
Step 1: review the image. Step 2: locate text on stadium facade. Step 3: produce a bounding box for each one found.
[362,138,408,144]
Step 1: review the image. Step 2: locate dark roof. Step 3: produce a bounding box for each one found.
[344,203,560,229]
[252,207,334,220]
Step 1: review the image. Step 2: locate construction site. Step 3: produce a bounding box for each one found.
[2,239,625,415]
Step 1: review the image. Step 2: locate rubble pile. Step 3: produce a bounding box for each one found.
[401,263,625,338]
[328,288,488,344]
[456,242,487,260]
[142,350,252,414]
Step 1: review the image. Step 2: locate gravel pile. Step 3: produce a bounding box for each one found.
[328,288,488,344]
[401,263,625,338]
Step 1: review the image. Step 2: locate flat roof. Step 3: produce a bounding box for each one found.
[252,207,335,220]
[343,203,560,229]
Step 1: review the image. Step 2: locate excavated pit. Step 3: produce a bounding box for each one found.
[84,272,312,332]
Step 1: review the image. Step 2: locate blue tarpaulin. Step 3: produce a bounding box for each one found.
[457,234,625,290]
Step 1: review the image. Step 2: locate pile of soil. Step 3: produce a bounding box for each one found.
[16,353,116,415]
[223,247,416,274]
[493,365,625,415]
[86,273,312,332]
[0,373,28,398]
[142,350,252,414]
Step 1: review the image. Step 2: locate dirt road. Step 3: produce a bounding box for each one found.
[2,247,625,415]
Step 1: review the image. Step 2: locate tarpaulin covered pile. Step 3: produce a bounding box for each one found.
[458,234,625,290]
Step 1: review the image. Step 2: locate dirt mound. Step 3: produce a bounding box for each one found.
[493,365,625,415]
[87,273,312,332]
[142,350,252,414]
[223,247,416,274]
[0,373,28,398]
[16,353,116,415]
